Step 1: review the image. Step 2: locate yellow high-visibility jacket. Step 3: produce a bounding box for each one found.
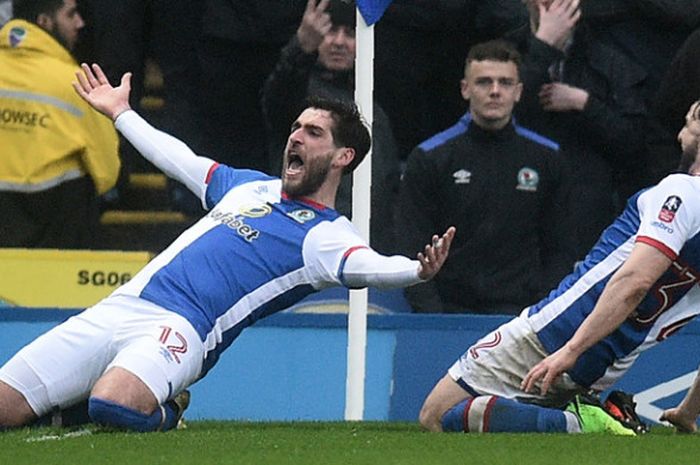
[0,20,119,195]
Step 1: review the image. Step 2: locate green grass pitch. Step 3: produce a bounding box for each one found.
[1,421,698,465]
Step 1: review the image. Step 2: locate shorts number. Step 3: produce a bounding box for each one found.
[469,331,502,359]
[159,326,188,364]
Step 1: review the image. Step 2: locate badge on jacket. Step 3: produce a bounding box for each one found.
[516,167,539,192]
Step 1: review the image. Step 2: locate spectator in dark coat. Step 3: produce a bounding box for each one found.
[510,0,649,259]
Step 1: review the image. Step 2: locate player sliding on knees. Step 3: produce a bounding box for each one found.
[419,99,700,435]
[0,63,455,433]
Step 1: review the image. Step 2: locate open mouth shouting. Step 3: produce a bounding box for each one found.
[285,150,304,179]
[281,146,332,198]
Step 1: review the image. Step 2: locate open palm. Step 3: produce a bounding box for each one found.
[73,63,132,120]
[417,226,456,281]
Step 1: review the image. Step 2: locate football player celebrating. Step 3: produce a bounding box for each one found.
[420,100,700,435]
[0,63,455,432]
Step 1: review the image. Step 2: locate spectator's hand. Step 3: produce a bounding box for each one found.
[660,408,698,434]
[521,344,578,395]
[417,226,456,281]
[539,82,589,112]
[297,0,332,54]
[73,63,132,121]
[535,0,580,51]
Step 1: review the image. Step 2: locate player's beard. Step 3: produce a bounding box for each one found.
[678,139,700,174]
[282,154,333,198]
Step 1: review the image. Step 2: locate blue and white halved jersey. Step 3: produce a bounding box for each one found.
[115,164,372,374]
[525,173,700,390]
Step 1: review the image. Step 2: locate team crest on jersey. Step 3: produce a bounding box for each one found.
[9,27,26,48]
[288,209,316,223]
[516,167,539,192]
[659,195,682,223]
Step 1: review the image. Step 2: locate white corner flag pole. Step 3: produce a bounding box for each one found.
[345,10,373,421]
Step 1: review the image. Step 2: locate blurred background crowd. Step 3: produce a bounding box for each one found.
[1,0,699,314]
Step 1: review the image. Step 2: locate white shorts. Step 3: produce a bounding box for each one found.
[0,295,204,417]
[447,315,584,408]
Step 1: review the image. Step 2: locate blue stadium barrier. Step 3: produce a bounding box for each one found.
[286,287,414,314]
[1,308,699,424]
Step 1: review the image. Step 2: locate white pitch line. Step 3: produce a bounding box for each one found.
[25,429,93,443]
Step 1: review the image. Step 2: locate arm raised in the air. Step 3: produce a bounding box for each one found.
[73,63,215,200]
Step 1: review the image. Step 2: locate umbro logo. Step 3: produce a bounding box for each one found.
[453,169,471,184]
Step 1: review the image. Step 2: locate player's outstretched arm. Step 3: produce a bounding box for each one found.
[74,63,215,199]
[338,227,456,290]
[73,63,132,121]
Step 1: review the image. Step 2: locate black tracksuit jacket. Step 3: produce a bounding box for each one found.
[397,114,576,314]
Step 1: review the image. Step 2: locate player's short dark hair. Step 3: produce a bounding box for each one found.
[465,39,522,77]
[305,95,371,174]
[12,0,64,22]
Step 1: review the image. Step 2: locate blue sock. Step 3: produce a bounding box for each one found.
[441,399,470,432]
[441,396,573,433]
[159,400,180,431]
[88,397,179,432]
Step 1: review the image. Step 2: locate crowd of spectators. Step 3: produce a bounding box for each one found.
[2,0,699,314]
[510,0,649,259]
